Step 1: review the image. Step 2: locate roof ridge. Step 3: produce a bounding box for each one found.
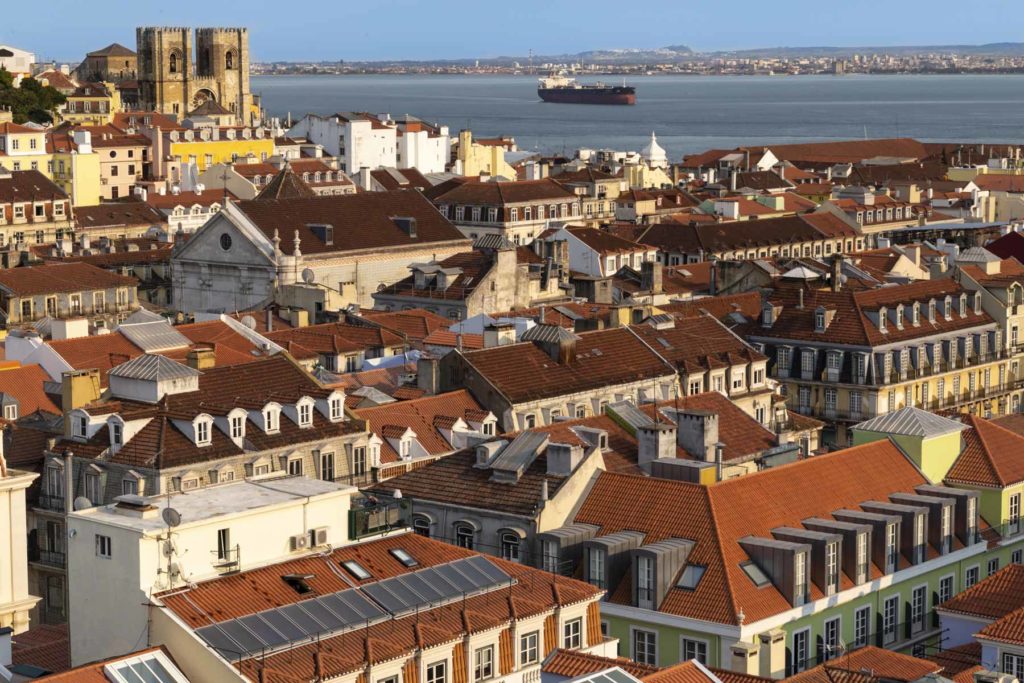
[703,484,743,625]
[969,415,1021,486]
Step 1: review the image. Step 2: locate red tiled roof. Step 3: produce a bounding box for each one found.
[144,190,227,209]
[459,327,676,404]
[646,662,771,683]
[265,322,405,359]
[629,315,765,375]
[939,564,1024,619]
[747,279,991,347]
[971,175,1024,193]
[422,330,485,350]
[659,292,762,322]
[787,647,941,683]
[985,231,1024,263]
[355,389,487,463]
[237,190,468,255]
[32,647,171,682]
[0,170,68,204]
[0,262,136,296]
[945,416,1024,488]
[11,623,71,674]
[565,226,651,256]
[73,202,165,230]
[543,649,659,679]
[425,177,576,205]
[926,643,982,683]
[637,213,857,255]
[574,438,934,624]
[0,364,61,416]
[360,309,451,342]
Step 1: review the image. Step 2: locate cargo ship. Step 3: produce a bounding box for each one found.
[537,73,636,105]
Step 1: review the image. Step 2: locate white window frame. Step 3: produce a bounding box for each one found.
[791,628,810,673]
[882,594,899,644]
[473,645,493,682]
[426,661,447,683]
[520,631,539,666]
[966,564,980,588]
[563,618,582,649]
[95,534,112,559]
[631,627,657,666]
[853,605,871,648]
[681,637,708,666]
[823,616,841,661]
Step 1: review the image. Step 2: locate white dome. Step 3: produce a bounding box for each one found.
[641,131,668,168]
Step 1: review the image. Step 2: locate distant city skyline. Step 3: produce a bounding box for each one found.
[6,0,1024,63]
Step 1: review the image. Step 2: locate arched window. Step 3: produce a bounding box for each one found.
[500,532,521,563]
[226,51,234,69]
[455,523,475,549]
[169,52,179,74]
[413,516,431,538]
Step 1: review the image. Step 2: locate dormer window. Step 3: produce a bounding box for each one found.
[399,437,412,459]
[944,296,952,319]
[814,308,826,332]
[878,307,887,332]
[928,299,936,323]
[329,395,343,421]
[762,303,774,327]
[110,420,123,446]
[895,305,904,329]
[3,404,17,420]
[911,302,920,326]
[73,412,89,439]
[959,294,968,318]
[974,292,982,314]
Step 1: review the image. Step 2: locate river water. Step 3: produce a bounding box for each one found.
[253,74,1024,158]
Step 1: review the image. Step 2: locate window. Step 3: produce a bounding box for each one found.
[330,396,343,421]
[287,459,303,476]
[122,478,138,495]
[85,473,101,505]
[911,585,926,632]
[1014,549,1023,565]
[966,565,980,588]
[254,464,270,477]
[520,631,539,666]
[1011,493,1021,533]
[563,618,582,649]
[854,606,871,648]
[230,415,244,439]
[882,595,899,644]
[682,638,707,665]
[319,451,335,481]
[633,629,657,666]
[588,548,606,588]
[886,522,899,572]
[455,524,474,549]
[264,408,280,432]
[523,414,536,429]
[825,542,839,595]
[217,528,231,561]
[637,555,655,609]
[413,516,431,537]
[542,540,559,573]
[1003,654,1024,680]
[823,617,841,661]
[501,532,521,562]
[196,419,210,445]
[792,629,809,673]
[988,557,1000,576]
[96,534,112,559]
[298,402,313,426]
[938,575,954,605]
[794,551,807,605]
[353,447,367,476]
[427,662,446,683]
[474,645,493,682]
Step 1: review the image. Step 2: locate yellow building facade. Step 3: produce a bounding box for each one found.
[61,82,123,126]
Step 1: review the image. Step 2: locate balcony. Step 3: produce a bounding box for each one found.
[34,549,66,569]
[799,405,876,423]
[36,494,65,512]
[348,495,412,540]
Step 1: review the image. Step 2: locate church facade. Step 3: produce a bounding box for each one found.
[135,27,256,125]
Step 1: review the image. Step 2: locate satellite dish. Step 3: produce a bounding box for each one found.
[301,268,316,285]
[162,507,182,528]
[240,315,257,330]
[73,496,92,511]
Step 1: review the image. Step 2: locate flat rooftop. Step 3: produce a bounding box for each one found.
[69,476,355,532]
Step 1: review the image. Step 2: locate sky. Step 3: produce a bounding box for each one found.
[8,0,1024,63]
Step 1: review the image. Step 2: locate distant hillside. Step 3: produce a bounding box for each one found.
[714,42,1024,58]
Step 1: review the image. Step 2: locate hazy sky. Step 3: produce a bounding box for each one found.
[9,0,1024,62]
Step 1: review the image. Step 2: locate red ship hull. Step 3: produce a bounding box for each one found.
[538,87,636,105]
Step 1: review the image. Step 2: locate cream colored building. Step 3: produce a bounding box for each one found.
[0,434,39,633]
[455,129,517,179]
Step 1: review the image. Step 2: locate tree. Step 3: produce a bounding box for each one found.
[0,67,67,124]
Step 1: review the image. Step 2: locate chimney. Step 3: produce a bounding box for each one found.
[831,255,842,293]
[63,447,74,515]
[674,409,719,461]
[61,369,101,414]
[314,651,323,679]
[744,149,751,171]
[641,261,663,294]
[637,422,677,472]
[290,308,310,328]
[359,167,372,190]
[417,355,440,394]
[186,347,216,370]
[729,170,738,192]
[266,309,274,332]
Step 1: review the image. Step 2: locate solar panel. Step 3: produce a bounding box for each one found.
[194,558,512,659]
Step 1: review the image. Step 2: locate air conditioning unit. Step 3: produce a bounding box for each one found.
[311,527,328,546]
[290,533,309,551]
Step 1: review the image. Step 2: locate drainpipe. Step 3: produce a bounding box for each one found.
[715,443,725,482]
[63,447,74,514]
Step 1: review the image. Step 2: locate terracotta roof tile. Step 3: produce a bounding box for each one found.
[939,564,1024,619]
[360,309,451,342]
[425,178,576,205]
[574,439,934,624]
[459,327,676,404]
[787,647,941,683]
[543,649,658,679]
[11,623,70,674]
[945,416,1024,488]
[0,364,61,416]
[926,643,982,683]
[0,262,136,297]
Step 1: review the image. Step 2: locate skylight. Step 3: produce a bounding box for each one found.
[740,561,771,588]
[341,560,372,581]
[282,573,314,594]
[677,564,706,591]
[390,548,419,567]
